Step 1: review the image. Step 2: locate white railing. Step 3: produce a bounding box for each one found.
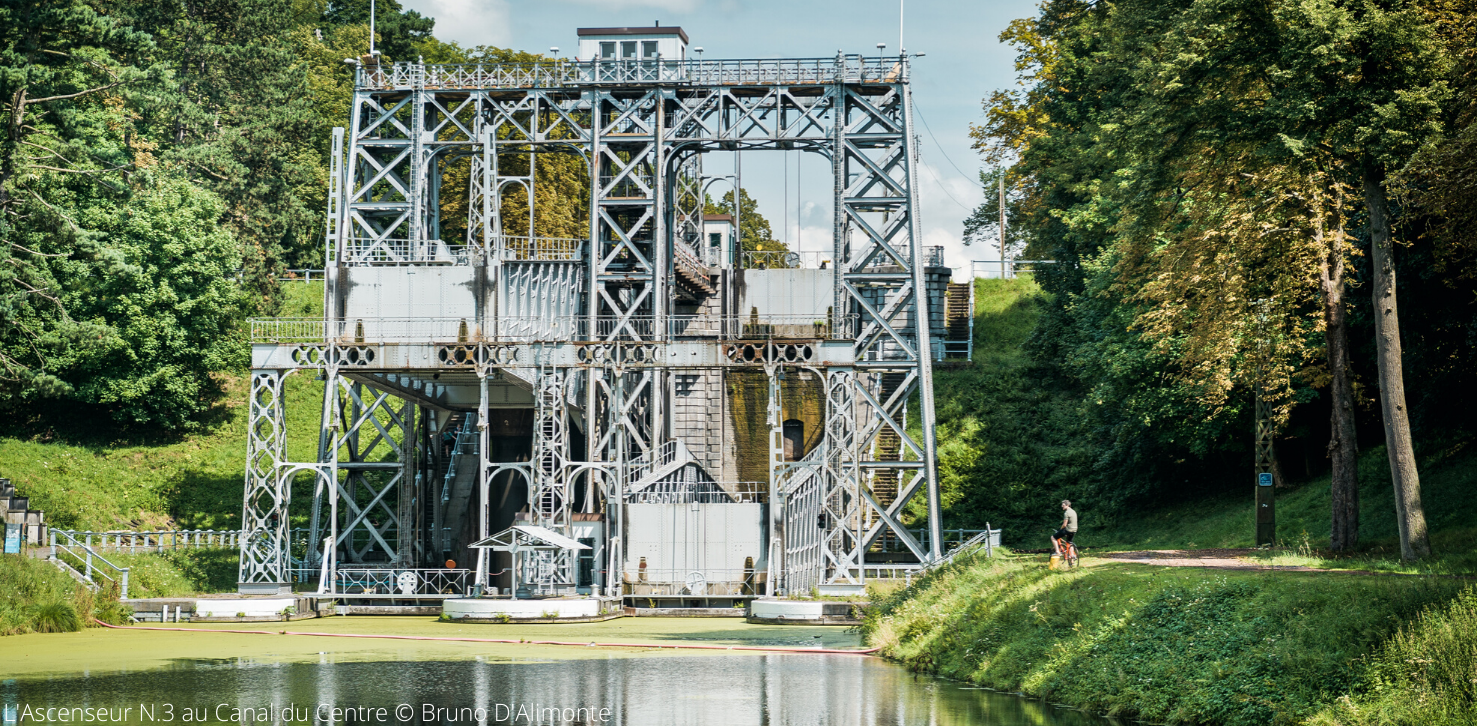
[334,568,472,596]
[626,481,767,504]
[360,56,906,91]
[279,269,324,283]
[51,529,244,552]
[673,243,711,286]
[343,238,472,265]
[498,236,582,262]
[627,439,692,489]
[742,250,829,269]
[252,314,858,344]
[972,259,1055,280]
[621,568,761,589]
[50,530,130,598]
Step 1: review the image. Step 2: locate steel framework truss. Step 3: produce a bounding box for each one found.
[238,53,944,594]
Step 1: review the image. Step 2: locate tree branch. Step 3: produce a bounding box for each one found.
[26,80,125,105]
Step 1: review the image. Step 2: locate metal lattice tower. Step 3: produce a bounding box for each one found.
[238,40,950,597]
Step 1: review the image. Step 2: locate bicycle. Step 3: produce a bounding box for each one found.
[1051,531,1079,568]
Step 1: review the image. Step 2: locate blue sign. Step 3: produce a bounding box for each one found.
[3,524,19,554]
[1258,472,1273,487]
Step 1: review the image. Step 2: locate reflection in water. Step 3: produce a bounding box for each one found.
[8,656,1117,726]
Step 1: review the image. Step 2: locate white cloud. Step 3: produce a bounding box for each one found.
[914,160,984,282]
[403,0,513,47]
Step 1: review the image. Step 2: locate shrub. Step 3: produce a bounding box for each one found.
[28,600,81,633]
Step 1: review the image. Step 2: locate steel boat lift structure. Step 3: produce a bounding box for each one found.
[237,25,951,605]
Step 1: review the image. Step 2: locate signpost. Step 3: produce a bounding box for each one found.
[1254,300,1276,546]
[3,523,20,554]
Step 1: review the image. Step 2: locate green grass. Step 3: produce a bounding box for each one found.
[1307,587,1477,726]
[106,549,241,597]
[863,552,1473,726]
[0,555,130,635]
[0,282,328,532]
[1083,441,1477,575]
[913,276,1100,532]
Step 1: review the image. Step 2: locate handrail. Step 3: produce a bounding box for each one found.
[51,529,243,551]
[441,416,478,504]
[250,314,859,344]
[50,530,130,598]
[359,55,908,91]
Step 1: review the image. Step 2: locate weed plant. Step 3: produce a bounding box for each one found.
[1306,587,1477,726]
[0,554,130,635]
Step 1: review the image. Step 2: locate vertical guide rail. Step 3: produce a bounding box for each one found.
[765,367,784,595]
[900,72,944,561]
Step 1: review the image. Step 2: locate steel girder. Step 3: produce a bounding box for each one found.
[238,370,290,589]
[245,55,944,593]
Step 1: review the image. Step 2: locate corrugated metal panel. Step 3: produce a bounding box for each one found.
[625,503,761,581]
[343,267,478,320]
[740,270,833,317]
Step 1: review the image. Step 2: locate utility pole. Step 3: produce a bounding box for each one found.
[1254,299,1276,546]
[998,173,1007,276]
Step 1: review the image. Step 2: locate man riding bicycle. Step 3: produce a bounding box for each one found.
[1052,500,1078,565]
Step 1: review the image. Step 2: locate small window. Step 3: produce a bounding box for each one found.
[621,41,637,59]
[600,42,615,59]
[642,41,658,59]
[708,232,722,248]
[783,419,804,461]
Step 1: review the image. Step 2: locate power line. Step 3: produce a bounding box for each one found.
[918,156,974,212]
[913,103,986,189]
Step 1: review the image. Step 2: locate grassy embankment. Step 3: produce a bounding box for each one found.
[874,277,1477,724]
[862,554,1477,726]
[0,283,325,616]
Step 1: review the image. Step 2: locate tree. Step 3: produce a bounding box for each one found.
[1267,0,1448,559]
[122,0,323,302]
[966,0,1460,555]
[322,0,433,61]
[704,188,787,253]
[0,1,245,432]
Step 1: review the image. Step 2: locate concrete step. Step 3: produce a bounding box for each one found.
[47,556,98,590]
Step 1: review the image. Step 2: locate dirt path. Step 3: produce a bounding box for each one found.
[1091,548,1321,571]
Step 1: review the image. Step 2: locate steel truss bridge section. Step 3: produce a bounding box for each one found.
[237,52,945,595]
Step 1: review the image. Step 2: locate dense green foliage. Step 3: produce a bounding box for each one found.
[863,555,1470,725]
[0,0,433,435]
[952,0,1477,543]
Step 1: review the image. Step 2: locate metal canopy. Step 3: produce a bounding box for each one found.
[470,524,590,552]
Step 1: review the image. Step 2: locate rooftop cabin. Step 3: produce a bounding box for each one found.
[576,25,689,62]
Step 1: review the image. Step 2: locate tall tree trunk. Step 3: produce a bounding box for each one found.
[1361,164,1430,560]
[1316,194,1359,551]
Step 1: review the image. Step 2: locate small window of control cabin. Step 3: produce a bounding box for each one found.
[600,42,615,59]
[621,41,637,59]
[783,419,804,461]
[708,232,722,248]
[643,41,658,59]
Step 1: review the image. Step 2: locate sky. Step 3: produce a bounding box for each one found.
[400,0,1040,278]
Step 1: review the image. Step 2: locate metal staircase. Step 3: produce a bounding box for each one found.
[942,282,973,360]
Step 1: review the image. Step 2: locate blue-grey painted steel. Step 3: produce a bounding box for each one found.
[237,45,947,594]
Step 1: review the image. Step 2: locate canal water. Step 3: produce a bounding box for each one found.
[5,655,1116,726]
